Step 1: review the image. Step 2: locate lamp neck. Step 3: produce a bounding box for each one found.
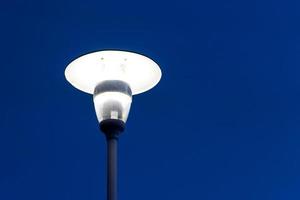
[100,119,125,137]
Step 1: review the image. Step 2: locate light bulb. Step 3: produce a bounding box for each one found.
[93,80,132,123]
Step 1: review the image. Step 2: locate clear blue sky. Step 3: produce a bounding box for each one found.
[0,0,299,199]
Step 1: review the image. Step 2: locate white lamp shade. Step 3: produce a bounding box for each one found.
[65,50,162,95]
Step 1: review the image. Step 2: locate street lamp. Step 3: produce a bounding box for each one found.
[65,50,162,200]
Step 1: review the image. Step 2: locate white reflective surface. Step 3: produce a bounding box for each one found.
[65,50,162,95]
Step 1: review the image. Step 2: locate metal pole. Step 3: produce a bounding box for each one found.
[106,134,118,200]
[100,119,124,200]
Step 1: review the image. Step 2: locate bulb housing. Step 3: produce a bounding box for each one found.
[93,80,132,123]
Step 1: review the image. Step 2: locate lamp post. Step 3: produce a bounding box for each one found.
[65,50,162,200]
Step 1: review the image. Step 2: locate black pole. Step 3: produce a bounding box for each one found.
[100,119,125,200]
[106,134,118,200]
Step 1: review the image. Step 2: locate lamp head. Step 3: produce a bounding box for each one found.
[65,50,161,133]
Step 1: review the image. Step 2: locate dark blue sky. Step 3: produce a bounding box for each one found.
[1,0,300,199]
